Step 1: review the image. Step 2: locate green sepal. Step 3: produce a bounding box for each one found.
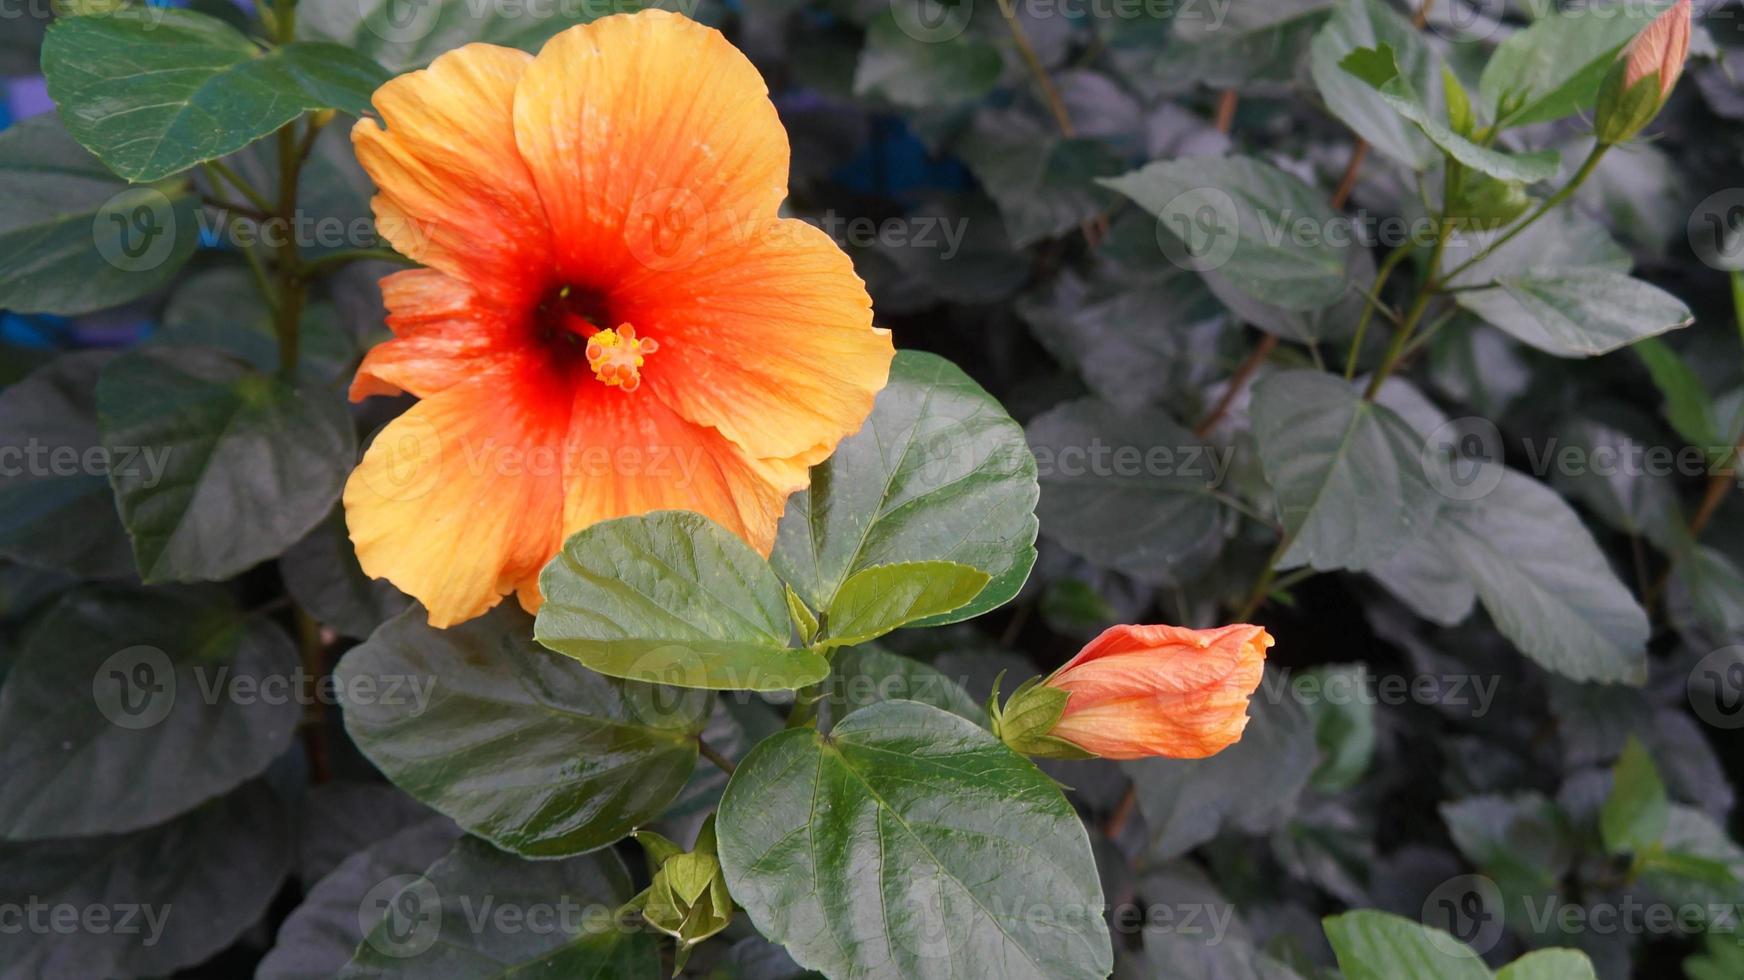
[1442,65,1476,136]
[633,829,684,874]
[1447,173,1532,230]
[1010,734,1098,761]
[785,584,819,646]
[1595,65,1665,145]
[635,814,736,975]
[992,676,1092,759]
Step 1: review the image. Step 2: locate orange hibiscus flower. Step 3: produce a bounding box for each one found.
[342,10,894,627]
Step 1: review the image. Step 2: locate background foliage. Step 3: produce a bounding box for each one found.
[2,0,1744,978]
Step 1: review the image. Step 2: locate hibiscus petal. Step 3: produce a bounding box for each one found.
[351,269,525,401]
[353,43,552,306]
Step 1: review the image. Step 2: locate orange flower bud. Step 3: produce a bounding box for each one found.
[1621,0,1691,102]
[995,624,1271,761]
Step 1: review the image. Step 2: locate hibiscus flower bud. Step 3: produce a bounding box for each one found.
[630,815,735,976]
[1595,0,1691,145]
[991,623,1272,761]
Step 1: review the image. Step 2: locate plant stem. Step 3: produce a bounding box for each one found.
[1364,222,1451,400]
[1732,270,1744,360]
[303,247,417,277]
[294,605,330,783]
[202,160,275,214]
[993,0,1106,246]
[698,737,737,776]
[268,0,306,380]
[1344,241,1413,379]
[1438,143,1610,286]
[1194,333,1275,436]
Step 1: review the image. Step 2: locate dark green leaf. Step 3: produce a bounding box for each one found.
[1252,370,1440,572]
[1600,737,1668,855]
[281,508,411,640]
[818,644,985,730]
[818,561,990,649]
[716,700,1112,979]
[1479,3,1664,128]
[1322,910,1491,980]
[0,588,299,839]
[1027,398,1227,584]
[44,8,388,181]
[957,109,1124,247]
[0,114,199,314]
[853,12,999,109]
[1632,336,1721,449]
[0,781,292,977]
[773,350,1039,627]
[341,836,659,976]
[0,352,135,577]
[536,511,828,691]
[97,345,356,582]
[1310,0,1439,169]
[1152,1,1331,92]
[1302,664,1376,793]
[299,0,608,74]
[339,605,711,857]
[159,267,359,382]
[1455,269,1693,357]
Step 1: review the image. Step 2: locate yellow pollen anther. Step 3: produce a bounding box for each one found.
[586,323,658,392]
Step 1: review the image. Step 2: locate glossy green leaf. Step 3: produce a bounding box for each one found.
[773,350,1039,627]
[0,352,135,577]
[1429,464,1649,684]
[341,836,659,976]
[0,588,299,839]
[1339,45,1560,182]
[96,345,356,582]
[339,605,712,857]
[43,8,387,182]
[0,113,199,315]
[1455,269,1693,357]
[818,645,985,730]
[1101,155,1357,312]
[818,561,990,649]
[0,780,292,977]
[1322,910,1491,980]
[1479,2,1665,128]
[1252,370,1440,572]
[1309,0,1438,168]
[1600,737,1669,855]
[537,511,828,691]
[716,700,1112,979]
[1027,398,1227,584]
[853,11,999,108]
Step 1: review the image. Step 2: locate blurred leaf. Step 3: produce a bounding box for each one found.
[1322,910,1490,980]
[1309,0,1439,169]
[817,560,989,649]
[0,588,299,839]
[1632,336,1722,450]
[158,267,358,383]
[774,351,1039,627]
[1638,806,1744,912]
[296,781,439,884]
[957,109,1124,247]
[716,700,1112,979]
[339,605,712,857]
[341,836,658,976]
[1494,949,1598,980]
[1153,0,1332,93]
[43,8,388,181]
[281,508,411,640]
[1143,929,1306,980]
[853,12,1000,109]
[1027,398,1227,585]
[0,780,292,978]
[299,0,609,74]
[1547,409,1681,547]
[1454,269,1693,358]
[1301,664,1376,793]
[1252,370,1439,572]
[1599,737,1668,856]
[1370,536,1477,626]
[1429,465,1649,685]
[96,346,355,582]
[0,352,135,578]
[0,115,199,315]
[1479,2,1663,128]
[1102,155,1357,312]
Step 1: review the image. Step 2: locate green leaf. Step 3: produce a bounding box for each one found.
[1370,535,1478,626]
[773,350,1039,627]
[1144,929,1308,980]
[159,267,359,383]
[1338,45,1560,182]
[537,511,828,692]
[0,780,292,978]
[1252,370,1440,572]
[0,352,135,577]
[853,12,1000,109]
[818,561,990,649]
[1101,155,1357,312]
[818,645,985,730]
[1125,681,1316,859]
[957,109,1124,248]
[1301,664,1376,793]
[1638,805,1744,912]
[43,8,388,182]
[96,346,356,582]
[1152,0,1332,92]
[258,818,462,980]
[338,605,712,857]
[0,114,199,314]
[298,0,608,74]
[1026,398,1227,584]
[716,700,1112,979]
[341,836,659,976]
[1632,336,1722,449]
[1495,949,1598,980]
[1309,0,1439,169]
[0,588,299,839]
[281,508,411,640]
[1322,910,1492,980]
[1429,464,1649,684]
[1601,737,1669,855]
[1455,269,1693,357]
[1479,2,1666,128]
